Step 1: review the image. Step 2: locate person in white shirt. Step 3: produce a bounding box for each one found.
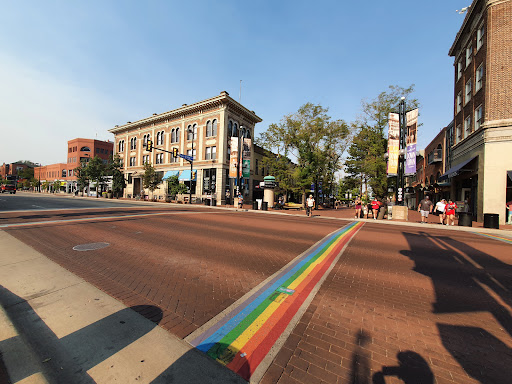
[435,199,447,225]
[306,195,315,217]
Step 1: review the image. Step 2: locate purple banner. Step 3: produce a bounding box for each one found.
[405,143,416,175]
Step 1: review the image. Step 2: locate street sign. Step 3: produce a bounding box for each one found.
[179,154,194,162]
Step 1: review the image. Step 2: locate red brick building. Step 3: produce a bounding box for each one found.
[0,162,32,179]
[34,138,113,192]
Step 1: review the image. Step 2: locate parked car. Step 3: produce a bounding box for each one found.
[1,184,16,194]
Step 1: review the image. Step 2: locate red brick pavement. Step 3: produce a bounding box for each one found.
[261,222,512,384]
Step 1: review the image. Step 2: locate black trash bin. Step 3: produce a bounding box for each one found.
[253,201,258,210]
[484,213,499,229]
[458,212,473,227]
[262,201,268,211]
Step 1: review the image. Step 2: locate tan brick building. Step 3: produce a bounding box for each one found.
[443,0,512,223]
[108,91,262,204]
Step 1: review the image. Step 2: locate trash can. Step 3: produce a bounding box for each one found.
[377,206,386,220]
[458,212,473,227]
[253,201,258,210]
[484,213,499,229]
[212,199,216,206]
[262,201,268,211]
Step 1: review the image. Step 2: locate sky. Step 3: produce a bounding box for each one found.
[0,0,472,166]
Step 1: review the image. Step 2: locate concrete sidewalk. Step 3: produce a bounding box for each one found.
[0,231,245,384]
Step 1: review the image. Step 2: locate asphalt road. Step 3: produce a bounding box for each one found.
[1,199,511,383]
[0,192,143,211]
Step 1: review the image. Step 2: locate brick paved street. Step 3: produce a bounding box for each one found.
[3,204,512,383]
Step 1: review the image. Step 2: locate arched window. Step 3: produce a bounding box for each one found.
[171,129,176,143]
[187,125,192,140]
[80,146,91,152]
[228,121,233,137]
[176,127,180,143]
[206,120,212,137]
[188,124,197,140]
[158,131,164,145]
[212,119,217,136]
[233,123,238,137]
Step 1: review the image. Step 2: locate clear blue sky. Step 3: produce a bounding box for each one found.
[0,0,471,165]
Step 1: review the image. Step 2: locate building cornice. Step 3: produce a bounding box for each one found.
[108,91,262,135]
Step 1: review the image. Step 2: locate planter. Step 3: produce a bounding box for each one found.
[107,193,113,199]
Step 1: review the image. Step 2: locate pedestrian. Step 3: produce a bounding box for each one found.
[238,193,243,210]
[354,197,362,219]
[435,199,447,225]
[445,199,458,226]
[507,200,512,224]
[306,194,315,217]
[417,195,433,224]
[371,198,381,220]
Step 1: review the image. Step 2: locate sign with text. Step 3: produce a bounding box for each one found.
[405,109,418,175]
[387,113,399,175]
[229,138,238,178]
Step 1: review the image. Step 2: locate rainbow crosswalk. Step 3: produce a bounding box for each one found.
[473,232,512,245]
[187,221,363,381]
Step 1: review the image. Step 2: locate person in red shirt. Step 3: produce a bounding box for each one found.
[445,199,458,226]
[371,198,380,220]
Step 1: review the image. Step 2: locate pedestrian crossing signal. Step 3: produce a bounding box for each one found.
[147,140,153,152]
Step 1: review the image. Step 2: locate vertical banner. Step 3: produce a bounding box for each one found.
[229,137,238,178]
[242,138,251,178]
[405,109,418,175]
[387,113,399,175]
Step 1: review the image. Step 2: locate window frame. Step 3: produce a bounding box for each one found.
[457,92,462,113]
[477,24,485,51]
[465,79,472,105]
[464,115,472,137]
[465,44,472,68]
[475,105,483,130]
[475,64,484,92]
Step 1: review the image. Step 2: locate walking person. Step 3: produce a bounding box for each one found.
[417,195,433,224]
[445,199,458,226]
[354,197,362,219]
[435,199,447,225]
[237,193,243,210]
[306,194,315,217]
[371,198,381,220]
[507,200,512,224]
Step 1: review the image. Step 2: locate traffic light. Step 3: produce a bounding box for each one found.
[172,148,179,157]
[147,140,153,152]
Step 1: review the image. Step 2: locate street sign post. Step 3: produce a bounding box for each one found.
[179,154,194,162]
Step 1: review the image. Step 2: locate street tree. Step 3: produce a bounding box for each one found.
[86,156,107,198]
[166,175,188,200]
[346,85,420,199]
[109,154,126,198]
[52,180,61,193]
[142,162,163,200]
[257,103,350,204]
[74,161,89,196]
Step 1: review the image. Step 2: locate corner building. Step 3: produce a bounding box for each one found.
[446,0,512,223]
[108,91,262,204]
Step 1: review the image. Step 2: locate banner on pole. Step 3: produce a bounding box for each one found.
[387,113,399,175]
[242,138,251,178]
[405,109,418,175]
[229,138,238,178]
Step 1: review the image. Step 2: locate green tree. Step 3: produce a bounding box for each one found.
[30,177,39,190]
[142,162,163,200]
[346,85,420,198]
[166,175,188,200]
[108,154,126,198]
[18,167,34,180]
[257,103,350,204]
[74,161,89,196]
[85,156,106,198]
[42,181,50,192]
[52,180,61,193]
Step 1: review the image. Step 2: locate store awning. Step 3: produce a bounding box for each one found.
[179,170,196,181]
[163,170,180,179]
[439,156,477,181]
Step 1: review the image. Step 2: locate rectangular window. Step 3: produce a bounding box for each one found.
[211,146,216,160]
[464,115,472,137]
[457,61,463,80]
[457,125,463,142]
[205,147,211,160]
[62,170,67,178]
[119,158,124,167]
[476,64,484,92]
[475,105,483,130]
[465,79,472,104]
[466,45,472,67]
[457,92,462,113]
[187,149,196,159]
[143,155,150,165]
[170,149,178,163]
[477,24,485,51]
[156,153,163,164]
[130,157,136,166]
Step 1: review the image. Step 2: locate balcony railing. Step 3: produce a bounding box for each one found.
[428,148,443,164]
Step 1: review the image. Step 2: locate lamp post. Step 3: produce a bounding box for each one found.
[397,97,407,206]
[188,126,195,204]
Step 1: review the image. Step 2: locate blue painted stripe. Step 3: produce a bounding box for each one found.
[194,222,357,352]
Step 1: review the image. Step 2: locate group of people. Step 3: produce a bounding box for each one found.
[353,197,384,219]
[417,195,458,225]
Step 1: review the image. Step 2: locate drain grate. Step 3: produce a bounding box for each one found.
[73,242,110,251]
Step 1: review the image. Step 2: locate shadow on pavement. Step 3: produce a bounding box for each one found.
[372,351,434,384]
[349,330,372,384]
[400,231,512,383]
[150,344,247,384]
[0,286,162,383]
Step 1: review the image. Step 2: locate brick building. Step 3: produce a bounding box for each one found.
[108,91,262,204]
[0,162,32,179]
[34,138,113,193]
[441,0,512,224]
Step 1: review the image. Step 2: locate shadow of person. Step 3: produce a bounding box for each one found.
[350,330,372,384]
[151,343,248,384]
[373,351,434,384]
[0,286,162,384]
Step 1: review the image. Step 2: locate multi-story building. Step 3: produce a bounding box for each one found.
[0,162,32,179]
[34,138,114,193]
[443,0,512,223]
[108,91,262,204]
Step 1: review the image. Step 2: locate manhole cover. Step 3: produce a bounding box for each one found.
[73,242,110,251]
